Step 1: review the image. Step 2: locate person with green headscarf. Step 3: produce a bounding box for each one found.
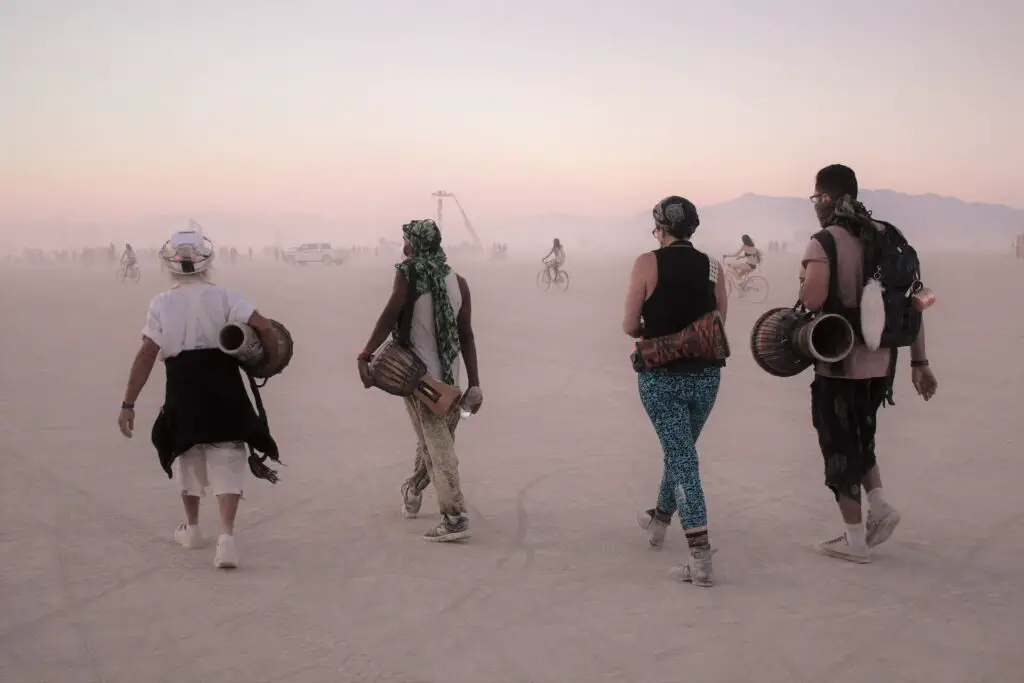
[357,219,483,542]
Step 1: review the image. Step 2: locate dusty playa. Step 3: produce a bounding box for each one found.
[1,251,1021,683]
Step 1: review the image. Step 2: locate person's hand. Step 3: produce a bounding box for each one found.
[912,365,937,401]
[118,407,135,438]
[357,358,374,389]
[461,386,483,414]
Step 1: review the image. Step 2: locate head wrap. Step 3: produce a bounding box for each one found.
[815,194,877,237]
[653,196,700,236]
[394,219,461,384]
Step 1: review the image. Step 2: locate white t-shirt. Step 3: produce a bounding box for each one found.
[142,281,256,360]
[409,272,463,385]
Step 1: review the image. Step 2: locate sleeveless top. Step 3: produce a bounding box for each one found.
[641,241,723,371]
[408,271,463,385]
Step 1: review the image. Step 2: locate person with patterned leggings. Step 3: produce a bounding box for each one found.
[622,196,729,587]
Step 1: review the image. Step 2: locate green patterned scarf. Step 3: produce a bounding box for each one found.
[394,219,461,385]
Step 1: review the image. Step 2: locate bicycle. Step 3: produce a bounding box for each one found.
[117,262,141,284]
[536,263,570,291]
[721,260,767,303]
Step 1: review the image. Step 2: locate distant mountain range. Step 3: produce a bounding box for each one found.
[699,190,1024,250]
[493,190,1024,253]
[3,190,1021,252]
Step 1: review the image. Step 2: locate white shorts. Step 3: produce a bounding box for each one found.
[174,442,248,497]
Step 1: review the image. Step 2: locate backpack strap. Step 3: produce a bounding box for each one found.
[811,229,842,313]
[871,220,903,407]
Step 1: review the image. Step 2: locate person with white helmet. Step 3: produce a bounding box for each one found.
[116,226,281,569]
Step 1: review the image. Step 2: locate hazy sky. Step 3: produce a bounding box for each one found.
[2,0,1021,225]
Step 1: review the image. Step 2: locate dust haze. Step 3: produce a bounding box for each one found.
[4,1,1024,678]
[3,210,1024,682]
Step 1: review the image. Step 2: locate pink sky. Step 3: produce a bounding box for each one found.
[1,0,1021,225]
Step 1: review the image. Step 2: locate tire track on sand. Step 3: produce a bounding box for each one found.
[441,466,578,614]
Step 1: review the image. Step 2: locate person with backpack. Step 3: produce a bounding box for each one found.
[798,164,938,564]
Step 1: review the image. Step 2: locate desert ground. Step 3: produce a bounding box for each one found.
[1,248,1021,683]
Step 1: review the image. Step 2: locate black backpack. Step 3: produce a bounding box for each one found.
[813,221,923,403]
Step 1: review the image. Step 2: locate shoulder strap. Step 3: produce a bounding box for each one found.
[811,229,841,312]
[395,268,422,348]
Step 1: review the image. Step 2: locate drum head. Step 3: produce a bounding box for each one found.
[750,307,813,378]
[860,280,885,351]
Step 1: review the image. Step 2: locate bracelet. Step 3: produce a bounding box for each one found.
[910,359,929,368]
[121,401,135,410]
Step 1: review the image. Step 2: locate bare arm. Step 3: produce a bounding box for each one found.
[361,271,409,355]
[910,318,927,362]
[122,337,160,405]
[456,275,480,388]
[247,310,280,368]
[622,253,652,337]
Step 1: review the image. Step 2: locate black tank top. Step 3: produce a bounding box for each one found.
[641,241,723,370]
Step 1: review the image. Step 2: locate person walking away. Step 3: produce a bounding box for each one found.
[623,196,729,587]
[117,228,281,569]
[800,164,938,563]
[357,219,483,542]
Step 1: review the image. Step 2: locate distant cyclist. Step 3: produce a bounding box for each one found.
[724,234,761,281]
[121,243,137,269]
[542,238,566,278]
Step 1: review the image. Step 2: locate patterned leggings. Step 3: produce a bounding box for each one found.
[638,366,721,532]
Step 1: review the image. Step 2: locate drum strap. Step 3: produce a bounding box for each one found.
[395,268,422,348]
[812,229,862,375]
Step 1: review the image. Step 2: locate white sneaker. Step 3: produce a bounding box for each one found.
[214,534,239,569]
[866,504,901,548]
[669,547,717,587]
[817,533,871,564]
[174,523,205,549]
[636,509,669,549]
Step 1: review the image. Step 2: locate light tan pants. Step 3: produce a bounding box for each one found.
[403,397,466,516]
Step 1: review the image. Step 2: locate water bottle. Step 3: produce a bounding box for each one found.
[459,387,482,420]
